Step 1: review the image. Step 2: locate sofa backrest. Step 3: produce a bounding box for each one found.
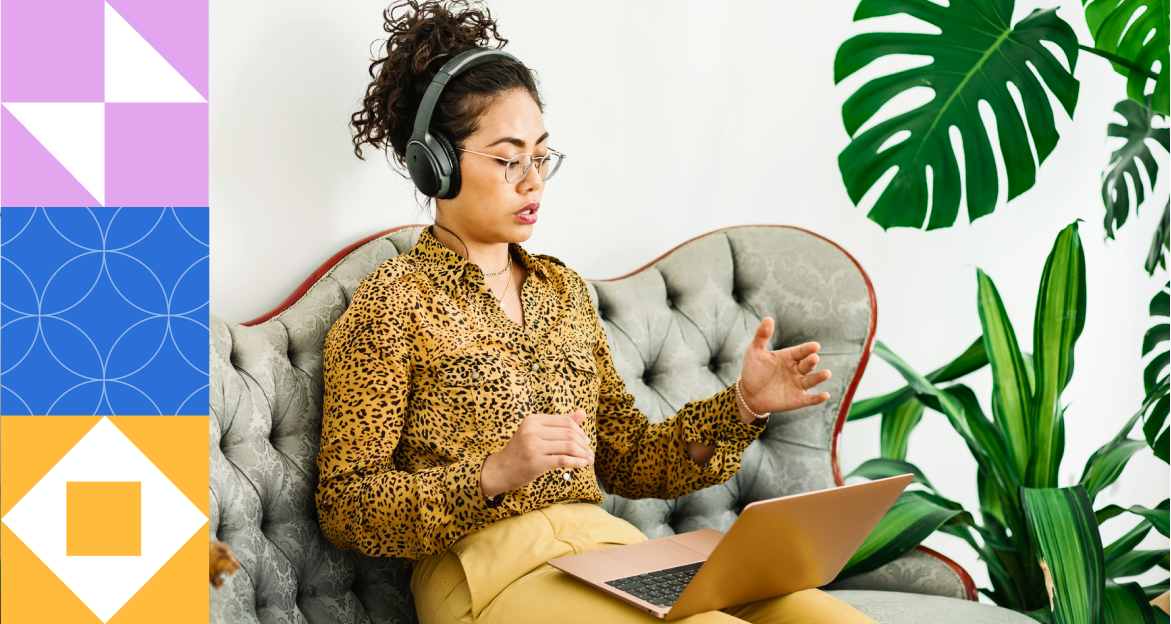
[209,225,875,624]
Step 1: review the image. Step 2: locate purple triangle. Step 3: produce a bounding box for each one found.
[105,0,208,100]
[1,107,101,207]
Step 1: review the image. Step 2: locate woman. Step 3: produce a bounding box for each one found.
[316,2,876,623]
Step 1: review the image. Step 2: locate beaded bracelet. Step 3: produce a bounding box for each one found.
[733,375,765,420]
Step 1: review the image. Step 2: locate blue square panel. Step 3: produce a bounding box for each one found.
[2,207,208,414]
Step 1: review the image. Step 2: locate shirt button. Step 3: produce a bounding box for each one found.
[531,363,540,372]
[471,371,480,380]
[563,472,572,481]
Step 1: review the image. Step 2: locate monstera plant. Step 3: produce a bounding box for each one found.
[834,222,1170,623]
[835,0,1168,234]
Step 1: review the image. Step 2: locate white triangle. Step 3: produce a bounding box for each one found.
[104,3,206,103]
[3,103,106,206]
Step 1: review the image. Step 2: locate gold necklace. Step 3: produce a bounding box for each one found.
[493,260,513,303]
[482,254,512,277]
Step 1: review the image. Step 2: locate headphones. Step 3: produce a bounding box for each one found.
[405,47,522,199]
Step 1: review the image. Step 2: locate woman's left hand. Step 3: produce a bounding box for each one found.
[738,317,832,418]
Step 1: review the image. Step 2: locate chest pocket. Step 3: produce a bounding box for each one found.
[555,343,601,420]
[435,353,509,431]
[561,343,600,376]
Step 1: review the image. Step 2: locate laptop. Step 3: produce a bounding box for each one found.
[547,474,912,620]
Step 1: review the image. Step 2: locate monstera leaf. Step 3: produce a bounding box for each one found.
[1084,0,1170,115]
[1101,98,1170,238]
[1148,200,1170,275]
[835,0,1080,230]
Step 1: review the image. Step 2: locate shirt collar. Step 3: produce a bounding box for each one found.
[409,225,549,284]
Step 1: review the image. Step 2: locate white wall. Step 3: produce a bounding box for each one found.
[211,0,1170,597]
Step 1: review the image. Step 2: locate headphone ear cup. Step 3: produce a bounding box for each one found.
[432,131,461,199]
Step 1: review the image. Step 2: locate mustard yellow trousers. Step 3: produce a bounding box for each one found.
[410,501,877,624]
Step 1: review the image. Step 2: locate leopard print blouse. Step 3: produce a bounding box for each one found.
[315,226,767,563]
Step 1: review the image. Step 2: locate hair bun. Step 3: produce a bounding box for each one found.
[351,0,528,167]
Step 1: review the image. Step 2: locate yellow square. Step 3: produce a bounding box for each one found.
[66,481,141,556]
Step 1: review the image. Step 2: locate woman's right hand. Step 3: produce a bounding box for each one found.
[479,410,594,499]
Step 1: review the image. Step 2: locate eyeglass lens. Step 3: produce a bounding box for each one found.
[505,152,563,183]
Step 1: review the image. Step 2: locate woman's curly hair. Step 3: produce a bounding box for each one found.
[350,0,543,169]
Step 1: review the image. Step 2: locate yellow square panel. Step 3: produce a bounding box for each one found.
[66,482,141,556]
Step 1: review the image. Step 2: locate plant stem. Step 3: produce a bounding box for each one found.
[1078,44,1158,80]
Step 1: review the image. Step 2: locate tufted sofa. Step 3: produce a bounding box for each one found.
[209,224,1034,624]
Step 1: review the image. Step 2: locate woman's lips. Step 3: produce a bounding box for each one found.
[515,204,538,225]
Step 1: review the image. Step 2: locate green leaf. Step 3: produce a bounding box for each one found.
[1155,427,1170,465]
[1021,486,1105,624]
[1082,438,1147,502]
[1145,325,1170,357]
[1143,378,1171,461]
[977,267,1034,482]
[981,467,1010,530]
[1102,580,1164,624]
[848,336,986,422]
[1083,0,1170,115]
[1152,284,1170,318]
[1077,409,1142,501]
[881,397,925,460]
[1146,354,1169,394]
[1098,500,1171,537]
[847,457,936,491]
[836,490,962,579]
[1023,351,1038,396]
[931,336,989,382]
[834,1,1079,230]
[1143,579,1169,600]
[1030,221,1087,487]
[874,344,1020,494]
[1104,522,1153,563]
[939,385,1020,497]
[1100,98,1170,238]
[1148,500,1171,537]
[1106,549,1169,579]
[849,387,913,422]
[1147,203,1169,275]
[1026,607,1057,623]
[1098,504,1129,525]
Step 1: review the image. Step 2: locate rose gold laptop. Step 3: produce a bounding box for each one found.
[548,474,912,620]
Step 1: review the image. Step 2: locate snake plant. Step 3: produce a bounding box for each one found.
[838,222,1170,622]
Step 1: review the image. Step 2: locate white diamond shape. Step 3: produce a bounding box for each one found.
[0,417,208,622]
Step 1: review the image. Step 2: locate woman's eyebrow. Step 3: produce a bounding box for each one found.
[484,131,550,149]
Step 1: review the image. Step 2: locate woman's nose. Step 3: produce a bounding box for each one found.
[519,159,543,188]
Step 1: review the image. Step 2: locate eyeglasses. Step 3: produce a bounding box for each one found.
[456,147,566,183]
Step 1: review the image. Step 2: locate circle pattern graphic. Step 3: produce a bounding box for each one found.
[1,207,208,415]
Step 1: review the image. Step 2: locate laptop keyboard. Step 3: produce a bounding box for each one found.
[604,561,704,608]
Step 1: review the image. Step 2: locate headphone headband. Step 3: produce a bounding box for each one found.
[412,48,522,137]
[405,47,523,198]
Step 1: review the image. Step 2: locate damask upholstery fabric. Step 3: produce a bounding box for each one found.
[825,591,1038,624]
[209,225,1016,624]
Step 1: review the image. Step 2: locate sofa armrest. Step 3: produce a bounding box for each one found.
[823,547,977,600]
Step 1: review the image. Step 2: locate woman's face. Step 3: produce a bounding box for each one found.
[437,89,548,246]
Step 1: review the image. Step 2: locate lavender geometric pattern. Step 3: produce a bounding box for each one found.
[1,208,209,415]
[0,0,209,207]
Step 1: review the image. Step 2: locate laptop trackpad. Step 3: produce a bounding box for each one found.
[600,538,706,572]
